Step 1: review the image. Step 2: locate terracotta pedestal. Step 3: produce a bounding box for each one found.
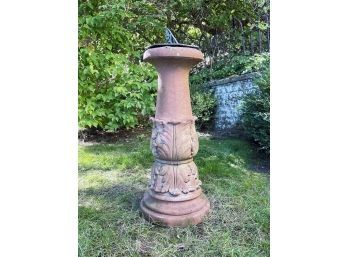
[140,45,210,227]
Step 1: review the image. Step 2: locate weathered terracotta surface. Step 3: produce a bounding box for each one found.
[140,45,210,227]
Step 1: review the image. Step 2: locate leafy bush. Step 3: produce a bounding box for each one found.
[191,90,217,130]
[190,53,270,87]
[78,0,165,131]
[79,52,157,131]
[240,68,270,154]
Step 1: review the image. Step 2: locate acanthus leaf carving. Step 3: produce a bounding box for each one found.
[149,117,202,196]
[150,117,199,160]
[150,161,202,196]
[151,121,172,159]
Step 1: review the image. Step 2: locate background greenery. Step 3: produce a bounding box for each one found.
[240,67,270,153]
[189,53,270,133]
[78,0,270,135]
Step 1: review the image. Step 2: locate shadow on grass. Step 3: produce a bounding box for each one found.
[78,179,269,257]
[78,138,153,172]
[78,136,270,256]
[79,182,145,213]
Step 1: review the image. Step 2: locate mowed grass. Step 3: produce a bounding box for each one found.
[79,135,270,257]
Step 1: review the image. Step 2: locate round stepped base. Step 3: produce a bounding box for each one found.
[140,191,210,227]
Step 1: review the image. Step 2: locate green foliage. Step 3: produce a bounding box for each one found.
[78,0,165,131]
[79,136,269,256]
[240,68,270,154]
[190,53,270,87]
[78,52,158,130]
[152,0,269,44]
[191,90,217,130]
[78,0,270,132]
[189,53,269,132]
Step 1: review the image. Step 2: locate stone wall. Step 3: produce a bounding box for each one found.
[205,73,259,134]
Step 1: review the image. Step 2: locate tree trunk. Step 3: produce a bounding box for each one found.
[258,29,262,53]
[239,20,246,54]
[250,30,254,54]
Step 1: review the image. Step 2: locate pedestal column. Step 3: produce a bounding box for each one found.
[140,45,210,227]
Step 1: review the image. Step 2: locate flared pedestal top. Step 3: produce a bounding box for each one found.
[143,44,203,63]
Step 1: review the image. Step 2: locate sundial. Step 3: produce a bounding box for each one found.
[139,29,210,227]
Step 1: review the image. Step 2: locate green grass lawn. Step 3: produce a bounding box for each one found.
[79,135,270,257]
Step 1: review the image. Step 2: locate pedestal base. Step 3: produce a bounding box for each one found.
[140,191,210,227]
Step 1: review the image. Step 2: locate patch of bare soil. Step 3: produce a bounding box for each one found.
[249,151,270,174]
[249,160,270,174]
[78,125,151,144]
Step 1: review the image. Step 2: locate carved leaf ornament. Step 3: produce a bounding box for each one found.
[149,117,201,196]
[150,161,202,196]
[150,117,199,160]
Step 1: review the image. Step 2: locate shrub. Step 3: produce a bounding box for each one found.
[78,52,158,131]
[78,0,165,131]
[191,89,217,130]
[240,68,270,154]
